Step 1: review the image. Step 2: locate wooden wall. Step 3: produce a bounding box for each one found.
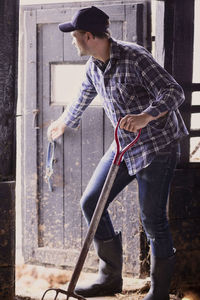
[158,0,200,292]
[0,0,19,299]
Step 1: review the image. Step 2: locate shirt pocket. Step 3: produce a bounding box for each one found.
[111,83,141,113]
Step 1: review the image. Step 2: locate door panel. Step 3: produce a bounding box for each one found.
[22,1,149,275]
[63,125,82,250]
[38,23,64,248]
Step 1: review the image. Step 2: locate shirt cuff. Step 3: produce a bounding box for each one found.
[63,115,81,128]
[143,105,161,117]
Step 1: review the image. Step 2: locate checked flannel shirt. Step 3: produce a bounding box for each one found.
[63,38,188,175]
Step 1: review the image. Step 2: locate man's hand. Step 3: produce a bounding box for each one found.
[47,119,67,141]
[120,113,153,133]
[120,111,168,133]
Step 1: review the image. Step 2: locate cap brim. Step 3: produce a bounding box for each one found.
[59,22,76,32]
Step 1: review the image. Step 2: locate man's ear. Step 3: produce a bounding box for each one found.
[86,32,95,41]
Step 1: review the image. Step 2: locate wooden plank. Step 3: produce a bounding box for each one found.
[63,126,82,250]
[171,249,200,290]
[145,1,152,52]
[125,4,145,44]
[169,169,200,219]
[155,1,165,66]
[81,107,104,249]
[34,247,97,272]
[36,7,73,24]
[23,10,39,262]
[0,1,18,297]
[100,4,125,21]
[191,106,200,113]
[81,107,104,193]
[0,0,18,179]
[0,182,15,300]
[154,1,194,166]
[36,5,125,24]
[110,20,124,40]
[169,185,200,219]
[120,181,141,275]
[170,218,200,251]
[163,1,174,74]
[173,0,194,84]
[192,83,200,91]
[125,4,138,42]
[172,0,194,164]
[38,23,64,248]
[21,0,140,13]
[136,4,144,46]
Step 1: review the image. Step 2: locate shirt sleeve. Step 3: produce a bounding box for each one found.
[134,52,185,117]
[63,62,97,128]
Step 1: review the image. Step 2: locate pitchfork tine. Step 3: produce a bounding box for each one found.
[41,288,86,300]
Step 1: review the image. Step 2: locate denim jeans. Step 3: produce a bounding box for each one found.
[80,143,180,259]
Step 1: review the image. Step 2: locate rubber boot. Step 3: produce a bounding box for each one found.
[75,232,123,297]
[143,253,176,300]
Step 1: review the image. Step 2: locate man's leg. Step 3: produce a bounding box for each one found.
[75,144,135,297]
[136,146,180,300]
[80,144,135,240]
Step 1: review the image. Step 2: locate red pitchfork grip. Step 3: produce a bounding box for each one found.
[113,118,142,166]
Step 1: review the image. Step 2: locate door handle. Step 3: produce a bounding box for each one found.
[32,109,40,129]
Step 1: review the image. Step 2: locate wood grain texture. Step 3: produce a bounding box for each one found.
[0,182,15,299]
[0,1,18,298]
[21,1,149,276]
[0,0,19,179]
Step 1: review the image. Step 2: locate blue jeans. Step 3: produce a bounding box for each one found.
[80,143,180,259]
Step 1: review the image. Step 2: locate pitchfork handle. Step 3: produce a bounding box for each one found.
[66,119,141,297]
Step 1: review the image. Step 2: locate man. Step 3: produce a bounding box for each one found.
[48,6,188,300]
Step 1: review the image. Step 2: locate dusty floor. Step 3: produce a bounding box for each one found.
[15,264,183,300]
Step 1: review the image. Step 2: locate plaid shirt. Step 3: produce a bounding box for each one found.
[64,38,188,175]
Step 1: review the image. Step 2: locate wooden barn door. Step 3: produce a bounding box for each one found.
[22,1,149,274]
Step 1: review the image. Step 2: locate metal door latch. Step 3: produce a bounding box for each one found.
[32,108,40,129]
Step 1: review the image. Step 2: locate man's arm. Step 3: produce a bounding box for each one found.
[120,51,185,133]
[47,61,97,141]
[135,52,185,117]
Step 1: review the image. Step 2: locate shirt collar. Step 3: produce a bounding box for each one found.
[109,38,121,61]
[91,37,121,65]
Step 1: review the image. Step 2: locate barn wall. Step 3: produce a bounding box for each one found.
[0,0,19,299]
[161,0,200,291]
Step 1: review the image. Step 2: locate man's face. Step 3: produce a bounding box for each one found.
[71,30,89,56]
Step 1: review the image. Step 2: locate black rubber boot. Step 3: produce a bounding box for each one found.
[75,232,123,297]
[143,253,176,300]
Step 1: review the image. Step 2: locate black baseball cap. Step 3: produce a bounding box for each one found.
[59,6,109,33]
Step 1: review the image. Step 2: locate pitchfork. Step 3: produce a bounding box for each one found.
[41,119,141,300]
